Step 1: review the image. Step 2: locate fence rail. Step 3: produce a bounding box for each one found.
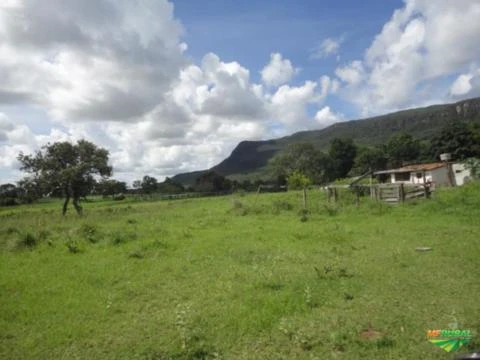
[327,183,432,205]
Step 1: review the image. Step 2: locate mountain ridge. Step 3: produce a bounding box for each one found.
[173,97,480,185]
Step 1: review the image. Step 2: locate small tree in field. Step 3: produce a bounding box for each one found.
[288,171,311,210]
[17,140,112,215]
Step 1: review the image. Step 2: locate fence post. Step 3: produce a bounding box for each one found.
[303,186,307,210]
[399,183,405,203]
[355,187,360,207]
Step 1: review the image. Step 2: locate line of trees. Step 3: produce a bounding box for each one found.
[2,119,480,213]
[270,119,480,186]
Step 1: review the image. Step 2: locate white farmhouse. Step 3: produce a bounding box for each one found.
[374,162,470,187]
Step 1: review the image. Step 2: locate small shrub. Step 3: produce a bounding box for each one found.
[236,189,246,197]
[298,209,309,222]
[323,204,338,216]
[111,231,137,245]
[0,197,18,207]
[16,232,37,249]
[231,199,244,209]
[38,230,49,241]
[113,193,125,201]
[127,218,137,225]
[80,224,100,243]
[272,200,293,212]
[376,336,395,348]
[128,250,145,259]
[297,208,310,216]
[229,199,249,216]
[6,226,18,235]
[66,239,82,254]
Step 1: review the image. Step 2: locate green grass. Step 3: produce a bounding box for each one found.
[1,184,479,359]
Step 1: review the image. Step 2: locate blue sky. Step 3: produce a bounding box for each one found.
[174,0,403,118]
[1,0,480,184]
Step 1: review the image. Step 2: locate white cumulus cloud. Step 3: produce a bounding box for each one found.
[311,37,343,59]
[261,53,298,87]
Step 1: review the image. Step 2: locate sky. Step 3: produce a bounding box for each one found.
[1,0,480,185]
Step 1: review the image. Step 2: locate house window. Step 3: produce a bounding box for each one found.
[416,172,423,179]
[395,172,410,181]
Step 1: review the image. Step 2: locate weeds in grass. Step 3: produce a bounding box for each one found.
[38,229,49,241]
[16,232,37,249]
[66,239,82,254]
[323,204,338,216]
[5,226,18,235]
[175,303,192,351]
[128,250,145,259]
[278,318,317,351]
[376,336,394,348]
[80,223,100,243]
[303,285,312,308]
[229,199,249,216]
[111,231,137,245]
[272,200,293,213]
[314,264,353,280]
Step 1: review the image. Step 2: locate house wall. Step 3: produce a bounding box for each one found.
[452,163,471,186]
[390,167,449,185]
[409,171,431,184]
[430,166,449,186]
[391,171,431,184]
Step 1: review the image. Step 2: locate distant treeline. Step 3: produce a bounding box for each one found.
[2,119,480,207]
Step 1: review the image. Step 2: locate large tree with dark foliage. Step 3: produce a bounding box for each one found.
[157,177,185,194]
[385,133,421,168]
[430,121,480,161]
[140,175,158,195]
[194,171,231,192]
[269,143,333,184]
[329,138,357,179]
[352,146,388,175]
[95,179,127,197]
[17,140,112,215]
[0,183,20,206]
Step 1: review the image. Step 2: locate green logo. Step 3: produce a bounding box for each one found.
[427,329,473,352]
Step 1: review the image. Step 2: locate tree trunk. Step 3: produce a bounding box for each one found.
[73,197,83,215]
[62,195,70,216]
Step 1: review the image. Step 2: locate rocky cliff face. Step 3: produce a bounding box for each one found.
[456,98,480,118]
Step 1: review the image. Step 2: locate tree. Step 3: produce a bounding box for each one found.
[17,140,112,215]
[269,143,333,184]
[194,171,231,192]
[95,179,127,197]
[385,133,421,168]
[329,138,357,179]
[132,180,142,193]
[430,121,480,161]
[352,146,388,175]
[157,177,185,194]
[0,183,20,206]
[140,175,158,195]
[287,171,311,209]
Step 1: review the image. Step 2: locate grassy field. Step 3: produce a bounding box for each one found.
[1,184,479,359]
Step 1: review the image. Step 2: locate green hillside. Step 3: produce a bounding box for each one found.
[173,97,480,185]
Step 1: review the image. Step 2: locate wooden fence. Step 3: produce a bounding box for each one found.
[327,183,431,205]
